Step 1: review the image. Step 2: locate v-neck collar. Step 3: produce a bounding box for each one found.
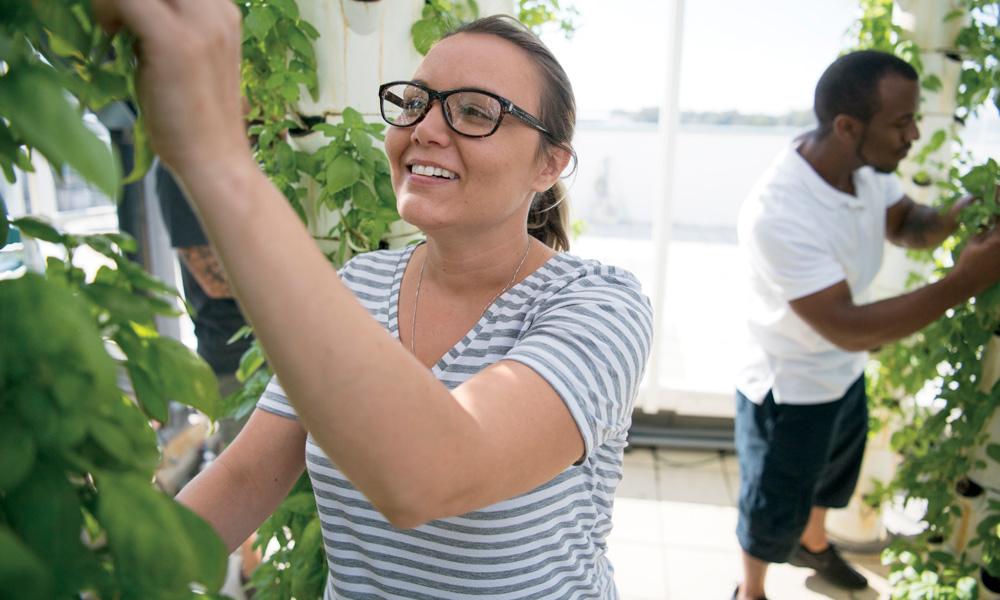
[386,243,561,376]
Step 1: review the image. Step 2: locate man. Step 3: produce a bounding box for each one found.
[157,162,259,592]
[733,50,1000,600]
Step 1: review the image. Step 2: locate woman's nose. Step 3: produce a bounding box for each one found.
[411,100,451,146]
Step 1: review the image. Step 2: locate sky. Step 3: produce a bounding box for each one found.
[541,0,860,116]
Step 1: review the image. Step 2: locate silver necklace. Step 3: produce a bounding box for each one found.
[409,240,532,353]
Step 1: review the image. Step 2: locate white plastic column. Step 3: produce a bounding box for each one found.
[637,0,685,413]
[827,0,967,548]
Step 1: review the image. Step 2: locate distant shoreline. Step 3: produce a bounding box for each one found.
[576,120,809,135]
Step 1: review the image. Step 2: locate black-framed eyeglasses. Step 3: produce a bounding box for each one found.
[378,80,552,139]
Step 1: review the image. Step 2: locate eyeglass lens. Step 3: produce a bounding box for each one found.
[381,83,503,137]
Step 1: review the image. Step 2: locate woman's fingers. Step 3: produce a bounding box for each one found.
[87,0,250,177]
[90,0,175,41]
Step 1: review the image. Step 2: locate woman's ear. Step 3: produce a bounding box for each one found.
[532,145,572,193]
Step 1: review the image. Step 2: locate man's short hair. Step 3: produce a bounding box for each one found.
[814,50,918,136]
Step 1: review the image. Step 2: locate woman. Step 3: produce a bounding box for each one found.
[94,1,652,597]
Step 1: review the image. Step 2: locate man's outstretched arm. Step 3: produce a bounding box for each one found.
[791,223,1000,351]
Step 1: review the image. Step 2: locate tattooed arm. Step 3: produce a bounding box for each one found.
[178,245,232,299]
[885,194,971,250]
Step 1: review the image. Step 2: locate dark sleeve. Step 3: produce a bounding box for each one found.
[156,162,208,249]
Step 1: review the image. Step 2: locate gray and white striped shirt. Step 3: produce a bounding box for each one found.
[258,245,653,599]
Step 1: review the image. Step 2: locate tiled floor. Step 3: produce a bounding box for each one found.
[608,447,891,600]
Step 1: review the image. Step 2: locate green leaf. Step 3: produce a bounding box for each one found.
[245,6,278,41]
[34,0,91,56]
[0,275,119,411]
[0,65,120,197]
[172,499,228,589]
[83,281,157,324]
[987,443,1000,464]
[227,324,254,344]
[299,20,320,39]
[12,216,64,244]
[325,154,362,195]
[89,68,130,104]
[97,473,227,596]
[149,337,222,419]
[922,74,943,92]
[237,341,266,383]
[4,461,91,594]
[287,28,315,64]
[342,107,365,129]
[88,417,140,466]
[290,517,325,599]
[271,0,300,20]
[351,181,376,209]
[0,527,52,599]
[123,114,153,185]
[0,418,35,492]
[411,18,445,55]
[350,127,373,155]
[126,362,169,422]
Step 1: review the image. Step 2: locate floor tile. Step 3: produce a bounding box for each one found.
[610,497,666,545]
[609,448,892,599]
[656,451,736,508]
[608,539,670,600]
[618,456,660,501]
[662,546,741,599]
[659,501,740,552]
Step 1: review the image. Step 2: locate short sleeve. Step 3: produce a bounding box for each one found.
[881,172,905,209]
[257,376,298,420]
[747,217,846,302]
[503,269,653,460]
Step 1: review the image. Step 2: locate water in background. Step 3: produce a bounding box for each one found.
[570,121,1000,410]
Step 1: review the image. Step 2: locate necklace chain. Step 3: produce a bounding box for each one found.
[409,240,532,354]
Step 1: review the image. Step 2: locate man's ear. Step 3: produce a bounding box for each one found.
[532,145,572,192]
[832,114,863,145]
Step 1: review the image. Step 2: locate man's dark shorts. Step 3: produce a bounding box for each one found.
[735,375,868,563]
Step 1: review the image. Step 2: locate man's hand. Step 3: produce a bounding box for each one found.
[90,0,252,179]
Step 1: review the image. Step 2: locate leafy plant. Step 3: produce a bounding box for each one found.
[411,0,577,56]
[518,0,579,38]
[853,1,1000,596]
[411,0,481,55]
[0,0,128,195]
[0,1,239,596]
[0,220,228,597]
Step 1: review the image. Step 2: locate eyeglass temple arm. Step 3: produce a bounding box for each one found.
[508,104,551,135]
[383,90,405,106]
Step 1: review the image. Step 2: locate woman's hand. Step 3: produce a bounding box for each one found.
[91,0,251,178]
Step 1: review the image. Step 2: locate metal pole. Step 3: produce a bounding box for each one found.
[641,0,685,413]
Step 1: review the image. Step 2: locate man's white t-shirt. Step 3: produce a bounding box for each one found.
[736,145,904,405]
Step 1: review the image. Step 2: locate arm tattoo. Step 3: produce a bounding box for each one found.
[178,245,233,299]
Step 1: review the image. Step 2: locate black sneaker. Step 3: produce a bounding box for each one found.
[730,585,768,600]
[788,543,868,590]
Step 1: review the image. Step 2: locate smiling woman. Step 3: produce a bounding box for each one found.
[88,1,653,598]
